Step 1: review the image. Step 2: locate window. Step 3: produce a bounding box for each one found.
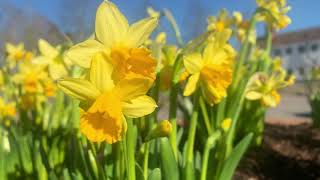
[286,47,292,55]
[311,44,318,52]
[298,45,306,53]
[273,49,281,56]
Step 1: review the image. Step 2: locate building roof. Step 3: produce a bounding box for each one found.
[259,27,320,47]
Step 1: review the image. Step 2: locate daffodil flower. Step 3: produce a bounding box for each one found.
[13,62,48,94]
[233,12,257,44]
[245,67,295,107]
[207,9,233,32]
[256,0,291,29]
[33,39,68,80]
[183,32,236,105]
[0,98,16,119]
[58,53,157,143]
[5,43,26,68]
[65,1,158,81]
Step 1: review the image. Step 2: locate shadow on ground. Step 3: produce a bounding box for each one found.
[235,123,320,180]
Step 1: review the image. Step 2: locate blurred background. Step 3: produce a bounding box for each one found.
[1,0,320,47]
[1,0,320,179]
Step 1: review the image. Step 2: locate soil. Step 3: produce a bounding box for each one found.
[235,122,320,180]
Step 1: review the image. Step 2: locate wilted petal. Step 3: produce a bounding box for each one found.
[122,95,157,118]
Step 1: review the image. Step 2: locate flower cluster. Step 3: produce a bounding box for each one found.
[58,1,158,143]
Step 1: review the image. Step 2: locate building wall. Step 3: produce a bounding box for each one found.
[272,39,320,80]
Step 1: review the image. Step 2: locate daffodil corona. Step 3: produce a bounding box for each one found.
[58,53,157,143]
[183,32,235,105]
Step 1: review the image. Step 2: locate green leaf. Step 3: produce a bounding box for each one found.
[218,133,253,180]
[148,168,161,180]
[63,168,72,180]
[135,163,144,180]
[34,140,48,180]
[160,138,179,180]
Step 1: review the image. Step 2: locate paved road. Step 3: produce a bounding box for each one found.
[266,86,312,124]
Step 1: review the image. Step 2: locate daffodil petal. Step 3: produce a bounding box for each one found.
[183,73,200,96]
[5,43,15,53]
[262,94,277,107]
[65,39,105,68]
[127,17,158,47]
[184,53,203,74]
[49,63,68,80]
[90,53,114,91]
[32,56,51,65]
[95,1,129,47]
[58,78,100,101]
[116,76,152,101]
[122,95,157,118]
[38,39,59,58]
[245,91,263,100]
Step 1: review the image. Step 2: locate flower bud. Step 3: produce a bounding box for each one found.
[145,120,172,141]
[221,118,232,132]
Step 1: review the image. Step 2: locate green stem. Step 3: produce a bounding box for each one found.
[216,98,226,129]
[232,14,257,89]
[262,26,273,72]
[126,119,137,180]
[143,142,150,179]
[185,93,200,167]
[169,84,178,159]
[113,143,122,180]
[199,96,212,135]
[168,54,183,159]
[265,26,273,55]
[200,131,222,180]
[225,89,246,157]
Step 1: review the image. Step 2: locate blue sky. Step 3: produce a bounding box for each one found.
[7,0,320,41]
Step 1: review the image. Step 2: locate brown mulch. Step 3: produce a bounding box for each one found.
[235,121,320,180]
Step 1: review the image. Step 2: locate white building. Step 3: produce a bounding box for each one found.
[270,27,320,80]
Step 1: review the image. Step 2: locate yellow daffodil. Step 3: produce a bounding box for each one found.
[0,98,16,119]
[24,51,34,61]
[245,66,295,107]
[33,39,68,80]
[5,43,25,61]
[13,62,48,94]
[207,9,233,32]
[58,53,157,143]
[233,12,257,44]
[43,80,57,97]
[65,1,158,81]
[183,32,236,105]
[256,0,291,29]
[146,120,172,141]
